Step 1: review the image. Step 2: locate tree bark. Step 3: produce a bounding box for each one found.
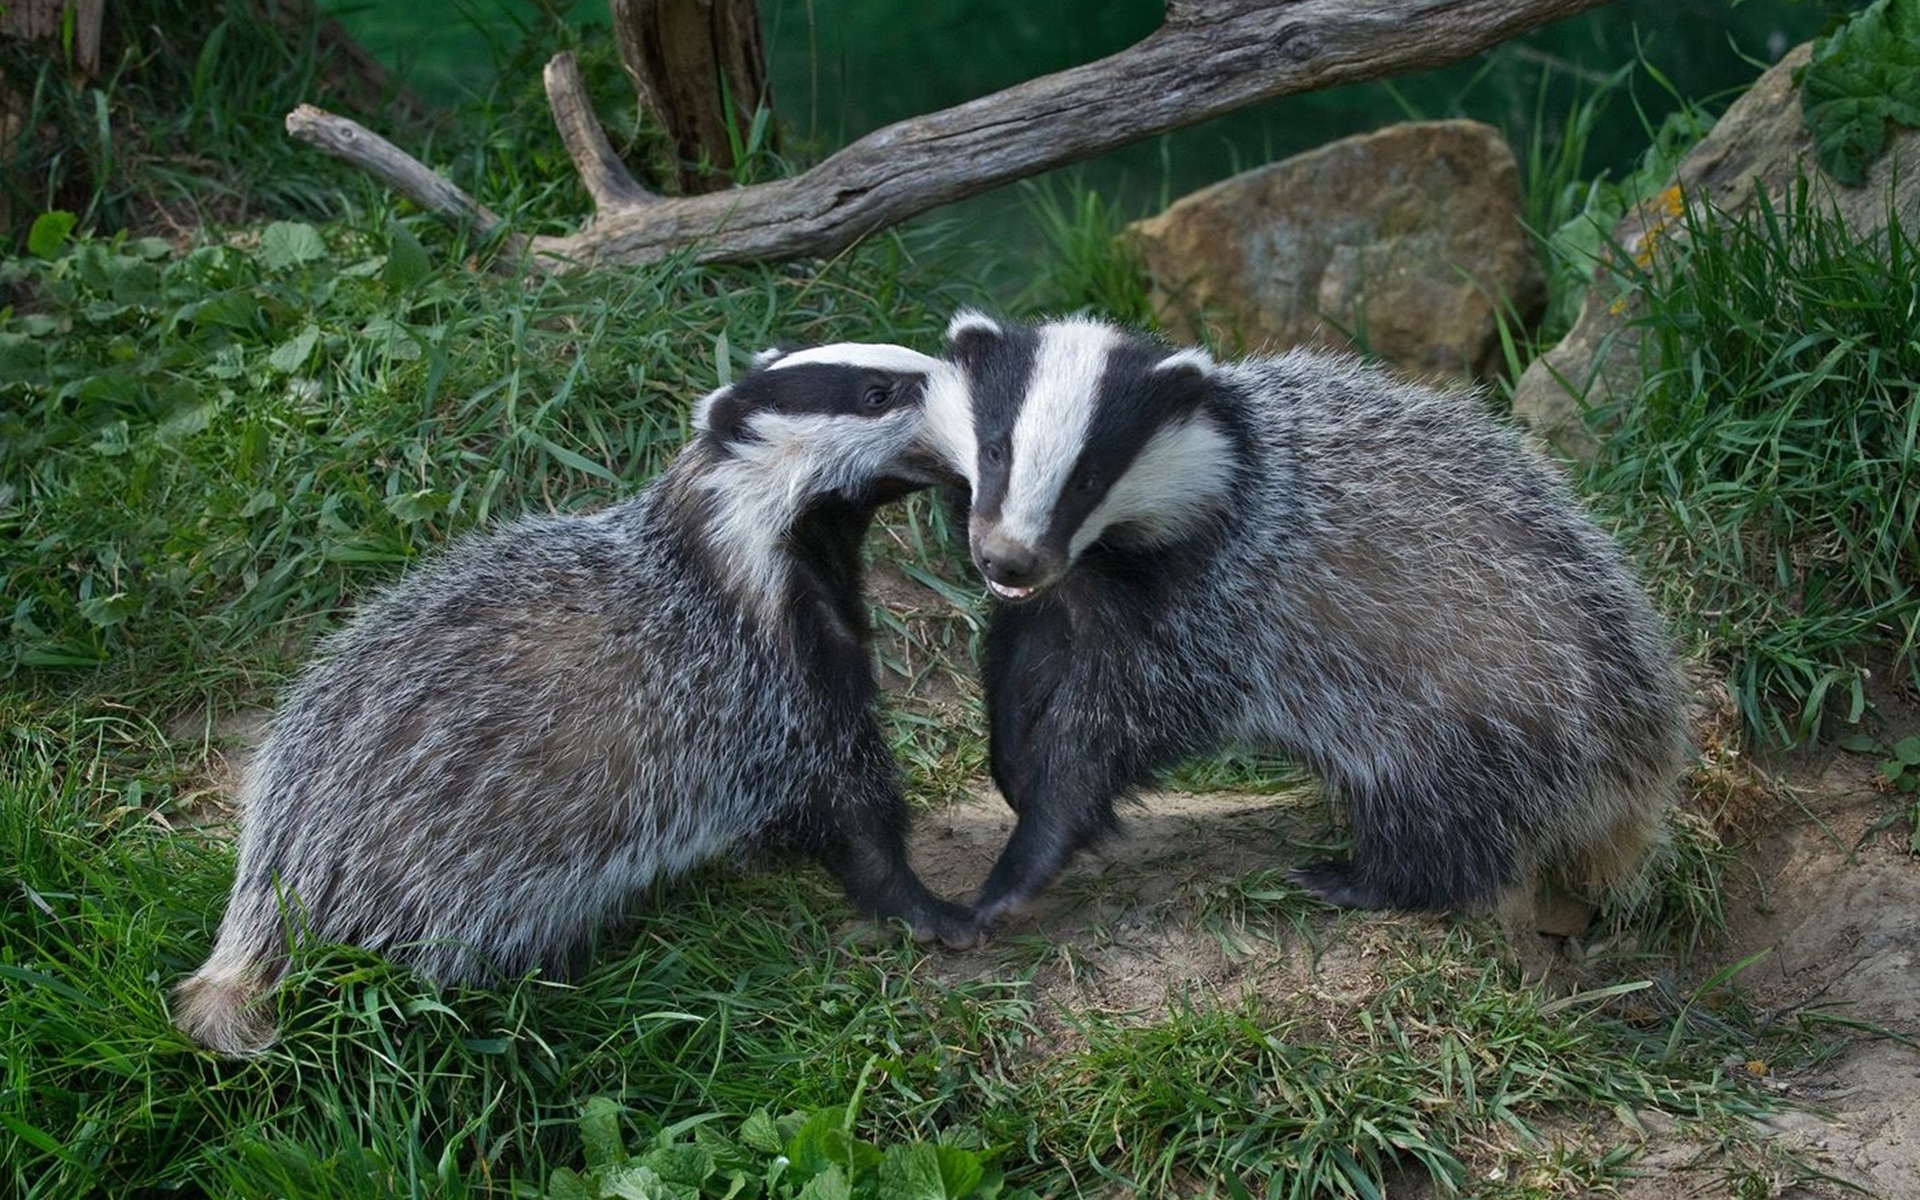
[0,0,104,77]
[1,0,105,232]
[289,0,1612,271]
[610,0,775,194]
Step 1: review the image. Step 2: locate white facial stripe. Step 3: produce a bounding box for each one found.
[999,319,1120,546]
[921,364,977,483]
[1069,414,1233,558]
[763,342,943,374]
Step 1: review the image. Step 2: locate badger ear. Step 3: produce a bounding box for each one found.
[750,346,789,370]
[1152,347,1216,381]
[694,383,747,443]
[944,309,1004,374]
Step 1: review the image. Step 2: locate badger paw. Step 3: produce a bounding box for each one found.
[905,897,983,950]
[1286,860,1391,911]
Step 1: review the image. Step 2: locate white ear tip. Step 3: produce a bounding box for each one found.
[1154,347,1216,377]
[692,383,732,433]
[946,309,1002,341]
[751,346,787,369]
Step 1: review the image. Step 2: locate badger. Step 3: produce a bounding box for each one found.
[172,343,975,1056]
[924,311,1689,930]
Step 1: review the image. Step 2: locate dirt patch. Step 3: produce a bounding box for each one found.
[908,752,1920,1197]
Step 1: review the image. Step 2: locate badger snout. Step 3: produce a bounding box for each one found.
[972,528,1058,602]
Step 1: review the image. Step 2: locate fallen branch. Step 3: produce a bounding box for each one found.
[289,0,1610,271]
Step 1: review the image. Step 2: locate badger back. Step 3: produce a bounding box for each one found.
[926,312,1240,601]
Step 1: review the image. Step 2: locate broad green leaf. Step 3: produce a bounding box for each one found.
[27,210,77,260]
[384,221,433,292]
[785,1111,851,1181]
[604,1162,699,1200]
[640,1144,715,1187]
[740,1110,783,1155]
[259,220,328,270]
[1800,0,1920,186]
[77,592,139,628]
[580,1096,628,1173]
[877,1143,987,1199]
[268,324,321,374]
[543,1166,598,1200]
[384,489,449,524]
[795,1164,852,1200]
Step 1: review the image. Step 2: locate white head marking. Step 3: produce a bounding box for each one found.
[763,342,943,375]
[997,317,1121,547]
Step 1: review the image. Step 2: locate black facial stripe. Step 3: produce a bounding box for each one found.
[962,325,1040,525]
[714,363,928,445]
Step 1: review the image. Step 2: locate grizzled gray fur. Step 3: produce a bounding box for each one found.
[925,312,1689,930]
[173,343,972,1055]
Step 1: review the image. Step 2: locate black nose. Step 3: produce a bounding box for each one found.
[975,531,1040,587]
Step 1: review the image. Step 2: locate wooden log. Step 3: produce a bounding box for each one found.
[288,0,1612,271]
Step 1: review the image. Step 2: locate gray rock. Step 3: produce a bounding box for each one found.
[1512,41,1920,461]
[1125,119,1544,383]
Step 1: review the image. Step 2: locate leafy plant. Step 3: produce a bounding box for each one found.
[545,1096,1017,1200]
[1799,0,1920,186]
[1884,736,1920,798]
[1850,732,1920,853]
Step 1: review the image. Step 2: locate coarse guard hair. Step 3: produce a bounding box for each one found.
[172,341,973,1056]
[927,311,1689,933]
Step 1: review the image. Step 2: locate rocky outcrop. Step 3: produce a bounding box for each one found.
[1125,119,1544,383]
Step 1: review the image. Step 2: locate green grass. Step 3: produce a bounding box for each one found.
[1585,183,1920,744]
[4,2,1907,1195]
[0,699,1854,1197]
[0,0,390,250]
[1,211,1856,1195]
[0,212,967,694]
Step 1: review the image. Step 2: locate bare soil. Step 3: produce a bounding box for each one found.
[905,745,1920,1198]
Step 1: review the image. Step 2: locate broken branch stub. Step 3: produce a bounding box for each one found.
[610,0,775,195]
[288,0,1612,271]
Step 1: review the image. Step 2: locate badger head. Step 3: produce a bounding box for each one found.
[694,341,952,506]
[925,311,1234,602]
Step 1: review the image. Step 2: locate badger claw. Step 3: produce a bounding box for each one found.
[1286,860,1391,911]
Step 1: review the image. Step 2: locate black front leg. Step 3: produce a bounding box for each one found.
[971,776,1121,926]
[802,780,980,948]
[973,691,1135,927]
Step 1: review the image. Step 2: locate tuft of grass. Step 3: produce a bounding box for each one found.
[1009,173,1154,326]
[2,697,1036,1198]
[997,924,1816,1198]
[1586,182,1920,744]
[0,0,410,249]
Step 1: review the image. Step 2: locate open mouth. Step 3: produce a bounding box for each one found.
[985,579,1035,602]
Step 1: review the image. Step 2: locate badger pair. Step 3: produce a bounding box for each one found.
[176,319,1686,1055]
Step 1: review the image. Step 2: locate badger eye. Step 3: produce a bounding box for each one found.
[1075,470,1099,493]
[984,442,1006,466]
[861,384,893,410]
